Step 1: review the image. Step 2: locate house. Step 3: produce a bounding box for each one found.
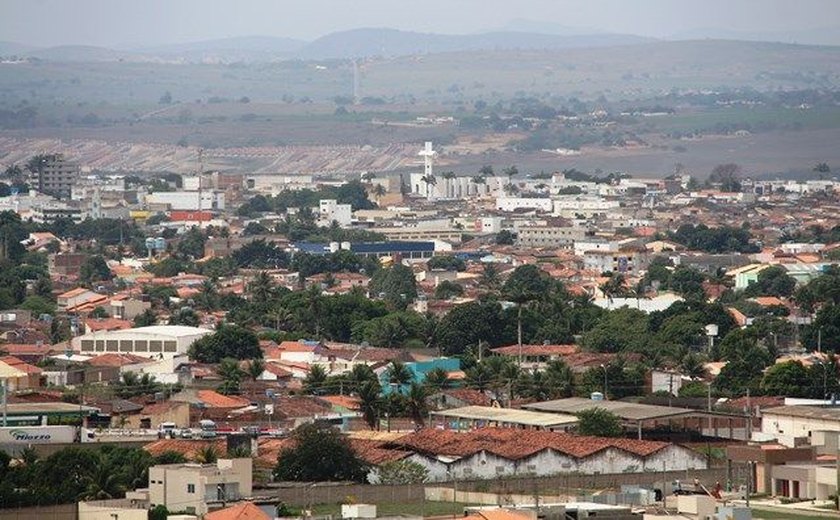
[0,356,42,390]
[761,405,840,439]
[428,388,493,410]
[126,400,191,430]
[57,288,105,312]
[147,458,252,516]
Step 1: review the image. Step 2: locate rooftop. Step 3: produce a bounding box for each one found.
[431,405,579,428]
[523,397,697,422]
[762,405,840,421]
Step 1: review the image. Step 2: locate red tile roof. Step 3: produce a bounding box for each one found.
[87,353,151,367]
[0,356,42,374]
[204,503,270,520]
[389,427,671,460]
[435,388,491,406]
[196,390,251,408]
[143,439,226,459]
[84,318,132,332]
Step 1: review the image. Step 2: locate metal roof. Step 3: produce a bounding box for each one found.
[431,405,579,428]
[762,405,840,421]
[523,398,696,422]
[4,402,100,416]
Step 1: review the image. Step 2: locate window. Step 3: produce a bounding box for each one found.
[187,483,195,494]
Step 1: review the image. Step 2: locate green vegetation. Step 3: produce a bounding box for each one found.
[273,424,369,483]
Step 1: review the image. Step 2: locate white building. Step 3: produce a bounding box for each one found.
[318,199,352,227]
[495,197,553,213]
[553,197,620,218]
[148,458,252,516]
[145,191,225,211]
[72,325,213,359]
[517,226,590,248]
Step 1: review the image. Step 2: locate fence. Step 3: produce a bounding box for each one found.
[257,465,746,507]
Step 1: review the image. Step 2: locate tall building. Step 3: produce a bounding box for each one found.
[37,155,80,199]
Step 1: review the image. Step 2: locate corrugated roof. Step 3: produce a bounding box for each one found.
[523,397,696,422]
[431,405,578,428]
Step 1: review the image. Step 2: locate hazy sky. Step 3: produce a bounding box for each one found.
[2,0,838,47]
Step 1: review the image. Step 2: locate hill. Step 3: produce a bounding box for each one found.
[134,36,307,62]
[297,27,653,59]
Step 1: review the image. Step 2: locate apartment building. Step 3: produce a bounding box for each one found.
[148,458,252,516]
[37,155,80,199]
[517,226,590,248]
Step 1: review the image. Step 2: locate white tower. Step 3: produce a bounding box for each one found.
[418,141,437,199]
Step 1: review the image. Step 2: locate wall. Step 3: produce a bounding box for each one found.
[763,412,840,437]
[78,500,147,520]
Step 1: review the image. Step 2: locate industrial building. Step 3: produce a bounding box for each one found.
[72,325,213,359]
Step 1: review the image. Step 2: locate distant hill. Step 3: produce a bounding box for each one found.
[297,28,654,59]
[670,26,840,47]
[28,45,141,62]
[0,41,41,57]
[134,36,307,62]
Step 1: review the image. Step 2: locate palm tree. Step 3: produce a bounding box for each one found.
[357,380,382,429]
[387,361,413,392]
[372,184,386,205]
[406,382,429,427]
[479,263,500,292]
[247,359,265,381]
[195,445,219,464]
[248,271,275,302]
[544,360,575,398]
[503,165,518,186]
[420,174,437,199]
[267,305,293,332]
[361,172,376,183]
[465,362,494,391]
[304,364,327,394]
[79,463,125,501]
[217,358,243,395]
[423,367,450,392]
[502,183,519,195]
[349,364,378,392]
[195,279,218,310]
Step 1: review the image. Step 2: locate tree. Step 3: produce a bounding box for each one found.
[423,367,450,391]
[708,163,742,192]
[304,364,328,395]
[248,271,276,302]
[583,307,648,353]
[195,445,219,464]
[420,174,437,199]
[427,255,466,272]
[406,382,428,426]
[503,165,519,185]
[369,264,417,310]
[188,325,262,363]
[803,304,840,353]
[247,358,265,381]
[386,361,413,390]
[375,460,429,484]
[434,280,464,300]
[80,255,112,286]
[503,264,552,349]
[743,266,796,298]
[358,380,382,429]
[273,424,368,482]
[761,361,811,397]
[495,230,515,245]
[576,408,622,437]
[133,308,157,327]
[217,358,244,395]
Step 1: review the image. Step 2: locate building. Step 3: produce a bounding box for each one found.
[376,428,707,482]
[583,247,650,274]
[146,190,225,211]
[761,406,840,438]
[430,405,580,432]
[37,155,80,199]
[516,226,590,248]
[495,197,554,213]
[318,199,352,227]
[148,458,252,516]
[57,288,106,312]
[293,241,437,260]
[72,325,213,359]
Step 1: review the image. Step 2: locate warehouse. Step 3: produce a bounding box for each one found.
[375,428,707,482]
[430,405,579,432]
[72,325,213,360]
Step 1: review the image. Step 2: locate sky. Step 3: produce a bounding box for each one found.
[1,0,838,48]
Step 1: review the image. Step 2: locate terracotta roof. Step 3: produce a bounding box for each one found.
[143,438,226,459]
[491,344,578,357]
[273,396,333,418]
[85,318,133,332]
[0,356,42,374]
[140,400,187,415]
[464,510,533,520]
[196,390,251,408]
[389,427,671,460]
[752,296,786,307]
[58,287,93,299]
[319,395,361,411]
[0,343,58,356]
[255,436,407,469]
[278,341,316,352]
[204,502,270,520]
[87,353,151,367]
[435,388,492,406]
